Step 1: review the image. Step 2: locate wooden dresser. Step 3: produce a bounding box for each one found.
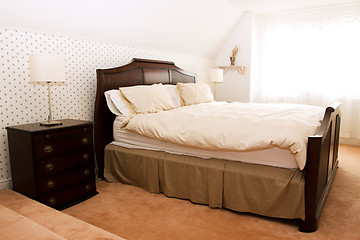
[6,119,98,210]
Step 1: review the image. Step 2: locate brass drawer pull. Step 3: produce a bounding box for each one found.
[43,145,53,153]
[45,163,54,171]
[48,197,57,205]
[82,137,89,144]
[84,169,90,176]
[83,153,89,160]
[85,184,92,191]
[46,180,55,188]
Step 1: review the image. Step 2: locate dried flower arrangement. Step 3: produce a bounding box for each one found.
[230,45,239,66]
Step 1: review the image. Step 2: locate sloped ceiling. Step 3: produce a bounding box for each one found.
[0,0,244,58]
[0,0,358,58]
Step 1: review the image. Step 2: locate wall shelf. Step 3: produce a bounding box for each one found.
[218,66,246,75]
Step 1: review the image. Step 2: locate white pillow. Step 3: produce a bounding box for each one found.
[164,84,182,107]
[120,83,176,114]
[176,83,214,106]
[104,89,131,116]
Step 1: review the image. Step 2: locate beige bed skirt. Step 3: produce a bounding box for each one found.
[104,144,305,220]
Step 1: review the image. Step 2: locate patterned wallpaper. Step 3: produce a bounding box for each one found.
[0,28,215,188]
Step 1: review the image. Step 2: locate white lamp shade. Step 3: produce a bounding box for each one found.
[209,68,223,83]
[30,54,66,85]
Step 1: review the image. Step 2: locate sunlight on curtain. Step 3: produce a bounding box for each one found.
[254,4,360,140]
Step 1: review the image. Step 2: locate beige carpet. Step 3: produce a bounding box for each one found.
[0,189,125,240]
[63,145,360,240]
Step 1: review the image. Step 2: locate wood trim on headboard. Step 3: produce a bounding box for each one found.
[94,58,196,178]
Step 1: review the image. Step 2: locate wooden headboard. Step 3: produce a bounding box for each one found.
[94,58,196,178]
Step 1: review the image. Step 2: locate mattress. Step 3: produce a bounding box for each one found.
[112,116,299,169]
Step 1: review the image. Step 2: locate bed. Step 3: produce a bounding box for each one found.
[94,58,341,232]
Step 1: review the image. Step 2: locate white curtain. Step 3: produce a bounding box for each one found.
[253,4,360,141]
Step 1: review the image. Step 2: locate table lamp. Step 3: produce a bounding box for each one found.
[29,54,66,126]
[209,68,224,100]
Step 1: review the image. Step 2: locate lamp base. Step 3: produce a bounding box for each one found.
[40,120,62,126]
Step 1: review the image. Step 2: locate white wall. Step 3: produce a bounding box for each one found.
[0,28,215,188]
[215,12,254,102]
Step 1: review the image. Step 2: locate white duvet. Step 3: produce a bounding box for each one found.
[122,102,325,170]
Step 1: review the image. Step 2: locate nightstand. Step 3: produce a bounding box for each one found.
[6,119,98,210]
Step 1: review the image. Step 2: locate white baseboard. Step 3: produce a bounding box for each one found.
[0,179,12,190]
[340,138,360,146]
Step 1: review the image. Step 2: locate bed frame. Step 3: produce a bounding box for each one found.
[94,58,341,232]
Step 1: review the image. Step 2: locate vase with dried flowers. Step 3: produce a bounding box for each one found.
[230,45,239,66]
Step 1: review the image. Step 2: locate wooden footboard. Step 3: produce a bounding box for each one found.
[300,102,341,232]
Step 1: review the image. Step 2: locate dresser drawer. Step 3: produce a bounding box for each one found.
[36,148,94,176]
[34,125,92,141]
[37,164,95,194]
[34,132,93,159]
[39,179,96,210]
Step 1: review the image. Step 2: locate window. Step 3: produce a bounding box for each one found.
[254,4,360,140]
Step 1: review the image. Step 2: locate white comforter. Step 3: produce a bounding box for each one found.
[122,102,325,170]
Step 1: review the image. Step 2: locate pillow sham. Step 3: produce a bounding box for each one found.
[104,89,132,116]
[176,82,214,106]
[120,83,176,114]
[164,84,182,107]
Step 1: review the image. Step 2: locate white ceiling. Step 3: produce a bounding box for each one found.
[0,0,358,58]
[228,0,359,13]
